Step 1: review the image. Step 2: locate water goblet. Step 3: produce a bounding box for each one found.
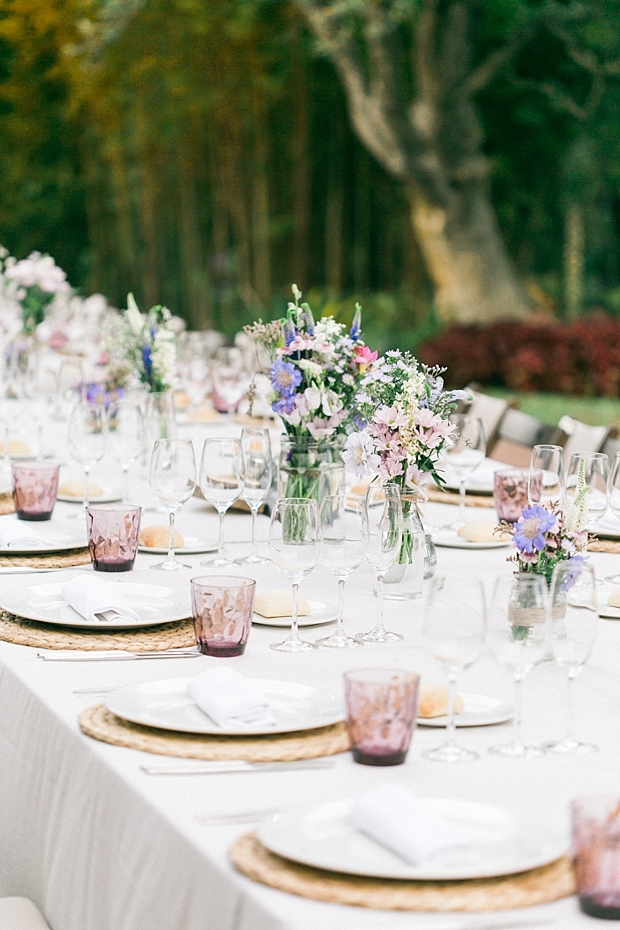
[445,415,486,527]
[268,498,320,652]
[317,495,364,648]
[356,482,403,644]
[529,444,564,506]
[66,399,107,514]
[107,399,143,503]
[211,348,246,415]
[543,560,598,754]
[421,575,486,763]
[199,438,243,567]
[565,452,609,529]
[237,427,272,564]
[487,573,550,758]
[148,439,197,571]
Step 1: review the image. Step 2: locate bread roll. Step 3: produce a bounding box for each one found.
[608,589,620,608]
[140,526,185,548]
[0,439,31,456]
[254,589,311,618]
[418,683,464,718]
[58,479,104,498]
[457,520,511,543]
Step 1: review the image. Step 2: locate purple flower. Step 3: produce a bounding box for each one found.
[561,554,588,592]
[513,505,557,554]
[270,358,302,396]
[273,395,297,415]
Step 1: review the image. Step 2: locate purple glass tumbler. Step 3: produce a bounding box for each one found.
[191,575,256,657]
[12,462,59,521]
[573,795,620,919]
[494,468,543,523]
[344,669,420,766]
[87,504,141,572]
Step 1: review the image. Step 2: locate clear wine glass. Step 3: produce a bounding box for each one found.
[565,452,609,529]
[487,573,550,758]
[543,560,598,754]
[199,438,243,567]
[421,575,486,763]
[66,399,107,513]
[605,452,620,583]
[318,495,364,648]
[529,444,564,506]
[268,497,321,652]
[148,439,197,571]
[445,414,486,527]
[211,347,247,415]
[107,399,143,502]
[356,481,403,643]
[237,427,272,564]
[56,359,84,419]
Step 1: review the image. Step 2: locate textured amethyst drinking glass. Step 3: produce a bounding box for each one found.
[12,462,59,521]
[87,504,141,572]
[494,468,542,523]
[344,669,419,766]
[191,575,256,657]
[573,795,620,919]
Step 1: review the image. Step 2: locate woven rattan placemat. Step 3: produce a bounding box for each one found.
[0,547,91,570]
[0,612,195,650]
[589,538,620,554]
[230,833,575,911]
[0,491,15,516]
[79,704,350,762]
[426,488,495,509]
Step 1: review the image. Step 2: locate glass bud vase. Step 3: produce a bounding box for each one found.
[381,490,425,600]
[277,435,345,507]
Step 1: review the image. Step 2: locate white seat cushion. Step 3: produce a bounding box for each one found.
[0,898,51,930]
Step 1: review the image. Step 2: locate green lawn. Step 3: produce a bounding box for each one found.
[486,389,620,431]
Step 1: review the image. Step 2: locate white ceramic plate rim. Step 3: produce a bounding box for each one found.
[258,797,568,881]
[105,676,344,735]
[432,532,512,550]
[252,599,337,628]
[0,524,87,555]
[0,579,191,629]
[417,692,513,728]
[138,535,219,555]
[57,489,122,504]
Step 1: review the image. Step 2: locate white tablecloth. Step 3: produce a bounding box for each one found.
[0,414,618,929]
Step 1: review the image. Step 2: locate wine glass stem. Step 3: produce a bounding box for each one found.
[290,581,301,643]
[217,509,226,561]
[512,674,525,749]
[565,670,577,743]
[458,476,466,523]
[336,577,346,637]
[167,506,178,563]
[444,673,459,749]
[83,465,90,512]
[122,464,129,504]
[250,506,258,559]
[375,572,386,634]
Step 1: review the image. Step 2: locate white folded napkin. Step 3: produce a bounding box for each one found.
[350,784,471,865]
[0,517,43,548]
[61,574,141,624]
[188,667,277,729]
[592,511,620,535]
[466,458,503,488]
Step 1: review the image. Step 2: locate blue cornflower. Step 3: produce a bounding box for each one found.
[513,505,557,554]
[142,344,152,379]
[349,307,362,341]
[283,319,297,346]
[270,358,302,396]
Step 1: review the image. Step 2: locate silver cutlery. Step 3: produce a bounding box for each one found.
[73,687,114,694]
[143,759,334,776]
[196,808,280,825]
[38,648,201,661]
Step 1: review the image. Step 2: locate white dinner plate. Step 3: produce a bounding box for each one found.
[138,536,219,555]
[432,530,512,550]
[443,468,558,496]
[57,488,122,504]
[0,523,87,555]
[417,693,512,728]
[105,677,344,735]
[252,600,337,628]
[258,797,568,881]
[0,578,191,630]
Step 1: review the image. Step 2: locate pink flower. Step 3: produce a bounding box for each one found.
[352,344,378,372]
[373,405,407,430]
[378,454,404,479]
[414,410,457,450]
[405,463,429,495]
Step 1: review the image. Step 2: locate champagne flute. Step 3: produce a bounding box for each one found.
[107,399,143,503]
[445,415,486,527]
[268,497,320,652]
[529,444,564,506]
[357,481,403,643]
[199,438,243,566]
[605,452,620,582]
[543,560,598,754]
[565,452,609,529]
[237,427,272,564]
[487,573,550,757]
[66,399,107,514]
[421,576,486,763]
[148,439,196,571]
[318,495,364,648]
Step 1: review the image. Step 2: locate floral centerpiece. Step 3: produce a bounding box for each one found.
[102,294,176,393]
[245,285,377,502]
[503,503,588,587]
[342,351,466,596]
[3,250,71,334]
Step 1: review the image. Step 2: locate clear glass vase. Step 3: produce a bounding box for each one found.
[277,435,345,507]
[381,490,425,600]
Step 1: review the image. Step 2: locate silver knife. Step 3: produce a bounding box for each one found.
[38,649,200,661]
[142,759,334,775]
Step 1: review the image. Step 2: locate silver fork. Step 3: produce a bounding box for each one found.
[39,647,201,661]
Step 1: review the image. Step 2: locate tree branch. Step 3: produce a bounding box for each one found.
[465,25,536,94]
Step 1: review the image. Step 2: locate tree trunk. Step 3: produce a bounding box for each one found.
[291,43,310,290]
[178,144,212,329]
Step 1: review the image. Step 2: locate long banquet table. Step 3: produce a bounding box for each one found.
[0,414,619,929]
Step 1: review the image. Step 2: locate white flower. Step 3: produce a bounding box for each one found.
[313,317,342,341]
[304,386,321,411]
[125,293,144,336]
[343,432,380,478]
[321,389,343,417]
[298,358,323,378]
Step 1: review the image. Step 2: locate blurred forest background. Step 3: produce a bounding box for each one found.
[1,0,620,356]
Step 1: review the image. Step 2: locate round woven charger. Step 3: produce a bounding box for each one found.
[589,538,620,554]
[79,704,350,762]
[0,611,195,651]
[426,487,495,509]
[0,547,91,570]
[230,833,575,912]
